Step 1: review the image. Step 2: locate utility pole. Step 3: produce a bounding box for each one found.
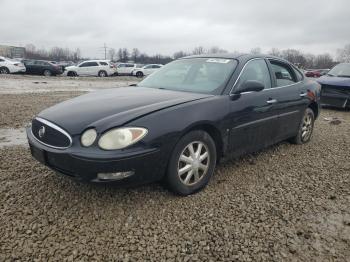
[101,43,108,59]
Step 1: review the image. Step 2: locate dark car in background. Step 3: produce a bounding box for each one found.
[317,63,350,108]
[27,54,321,195]
[305,69,329,78]
[22,59,63,76]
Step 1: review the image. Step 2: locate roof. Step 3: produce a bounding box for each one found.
[182,53,290,64]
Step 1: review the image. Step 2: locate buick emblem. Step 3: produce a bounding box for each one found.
[38,126,46,138]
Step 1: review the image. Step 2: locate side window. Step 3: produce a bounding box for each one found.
[237,59,271,90]
[269,61,297,87]
[99,62,108,66]
[144,65,152,69]
[293,66,304,81]
[79,62,88,67]
[126,64,134,67]
[89,62,98,66]
[153,65,161,68]
[0,59,4,62]
[118,64,125,68]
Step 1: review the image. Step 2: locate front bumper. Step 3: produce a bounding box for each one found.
[26,127,167,185]
[320,85,350,108]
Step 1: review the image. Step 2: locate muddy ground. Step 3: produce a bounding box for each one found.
[0,75,349,261]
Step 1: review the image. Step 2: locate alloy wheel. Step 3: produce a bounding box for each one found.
[301,112,313,141]
[178,141,210,186]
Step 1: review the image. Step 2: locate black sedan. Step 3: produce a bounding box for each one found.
[317,63,350,108]
[27,54,321,195]
[22,59,63,76]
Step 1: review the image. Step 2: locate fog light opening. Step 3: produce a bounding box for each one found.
[97,171,134,181]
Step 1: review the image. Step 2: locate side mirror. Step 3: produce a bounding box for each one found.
[234,80,265,94]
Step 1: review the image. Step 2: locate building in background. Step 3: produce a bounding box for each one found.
[0,45,26,58]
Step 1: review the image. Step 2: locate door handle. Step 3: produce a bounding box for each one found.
[300,92,308,97]
[266,99,278,104]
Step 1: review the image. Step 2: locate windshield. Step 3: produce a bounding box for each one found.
[328,63,350,77]
[138,58,237,94]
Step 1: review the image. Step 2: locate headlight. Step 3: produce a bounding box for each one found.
[98,127,148,150]
[81,128,97,147]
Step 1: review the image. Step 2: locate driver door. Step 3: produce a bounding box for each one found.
[228,59,280,156]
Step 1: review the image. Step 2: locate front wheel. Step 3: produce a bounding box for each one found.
[165,130,217,195]
[290,108,315,144]
[136,71,143,78]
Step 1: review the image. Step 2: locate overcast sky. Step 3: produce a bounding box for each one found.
[1,0,349,58]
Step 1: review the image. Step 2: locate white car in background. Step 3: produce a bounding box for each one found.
[64,60,116,77]
[0,56,26,74]
[116,63,138,75]
[131,64,163,77]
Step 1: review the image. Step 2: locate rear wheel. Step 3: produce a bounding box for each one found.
[136,71,143,78]
[290,108,315,144]
[98,70,107,77]
[165,130,217,195]
[0,67,10,74]
[43,70,52,76]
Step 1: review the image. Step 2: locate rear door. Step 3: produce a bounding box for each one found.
[267,59,305,141]
[228,58,280,156]
[87,61,99,76]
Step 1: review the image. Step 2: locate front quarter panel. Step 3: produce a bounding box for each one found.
[128,95,230,163]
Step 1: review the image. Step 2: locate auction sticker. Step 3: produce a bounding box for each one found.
[206,58,231,63]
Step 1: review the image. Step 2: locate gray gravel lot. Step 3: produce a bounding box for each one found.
[0,75,349,261]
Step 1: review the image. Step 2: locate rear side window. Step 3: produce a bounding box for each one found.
[269,60,297,87]
[236,59,272,90]
[80,62,98,67]
[0,59,4,62]
[99,62,108,66]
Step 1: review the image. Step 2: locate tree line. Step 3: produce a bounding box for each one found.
[23,43,350,69]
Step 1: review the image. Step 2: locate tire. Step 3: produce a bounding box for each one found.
[67,71,77,77]
[136,71,143,78]
[98,70,107,77]
[0,67,10,74]
[165,130,217,195]
[290,108,315,144]
[43,70,52,76]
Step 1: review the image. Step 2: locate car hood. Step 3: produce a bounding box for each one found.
[317,76,350,88]
[38,87,212,135]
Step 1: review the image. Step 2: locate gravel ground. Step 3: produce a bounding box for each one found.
[0,76,349,261]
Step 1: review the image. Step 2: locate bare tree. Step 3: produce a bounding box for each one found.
[314,53,334,69]
[192,46,206,55]
[250,47,262,55]
[209,46,228,54]
[108,48,116,61]
[173,51,188,59]
[117,48,123,61]
[131,48,140,62]
[121,48,129,62]
[268,48,281,57]
[337,44,350,63]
